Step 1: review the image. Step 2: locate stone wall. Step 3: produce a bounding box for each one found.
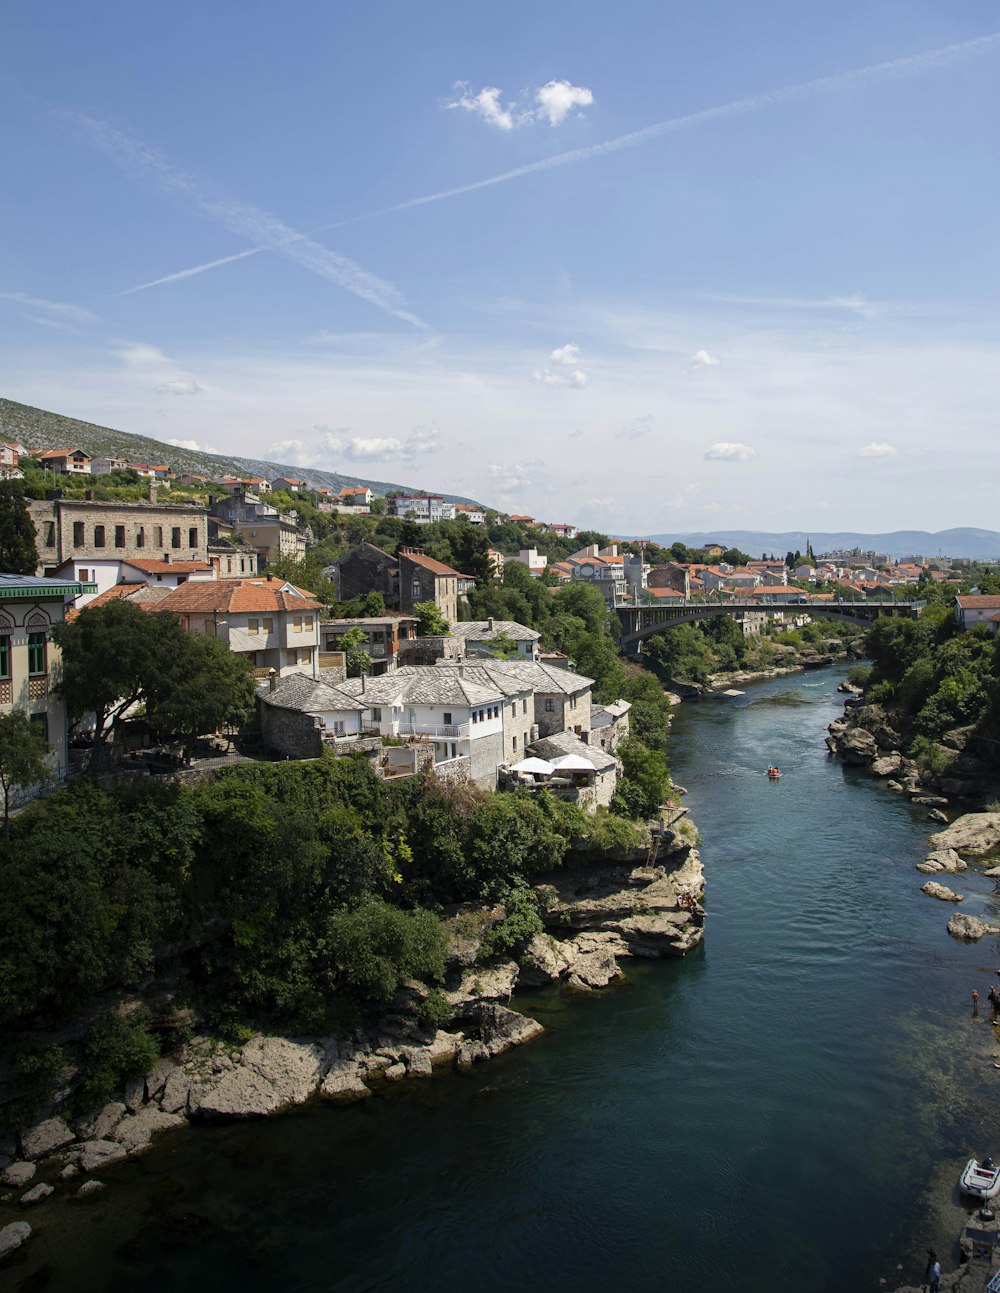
[468,730,506,790]
[398,636,463,666]
[431,755,472,786]
[30,498,209,567]
[258,700,323,759]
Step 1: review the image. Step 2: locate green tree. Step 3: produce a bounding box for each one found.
[611,740,670,820]
[145,632,256,744]
[324,899,447,1001]
[413,600,449,635]
[0,711,51,841]
[0,480,39,574]
[487,630,519,660]
[335,626,372,677]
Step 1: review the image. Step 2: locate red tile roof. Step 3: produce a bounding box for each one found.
[402,552,460,577]
[124,559,213,574]
[152,577,323,615]
[957,595,1000,610]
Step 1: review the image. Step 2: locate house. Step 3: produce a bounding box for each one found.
[208,536,260,580]
[271,476,307,494]
[29,496,210,575]
[36,448,92,475]
[129,464,172,482]
[208,491,305,564]
[0,572,96,788]
[589,699,631,754]
[389,493,456,523]
[44,554,215,609]
[256,672,379,759]
[472,659,593,739]
[701,543,726,558]
[527,730,618,807]
[319,614,419,674]
[749,585,808,605]
[338,486,373,507]
[544,523,578,539]
[327,542,397,604]
[0,444,23,480]
[448,619,541,660]
[399,548,465,622]
[487,549,505,579]
[511,549,548,577]
[955,595,1000,630]
[90,456,130,476]
[326,544,471,626]
[648,564,689,596]
[508,514,535,527]
[455,504,486,524]
[151,576,323,677]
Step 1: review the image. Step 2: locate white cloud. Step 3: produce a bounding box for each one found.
[704,442,756,461]
[0,291,99,328]
[488,459,544,492]
[166,436,217,453]
[447,84,517,131]
[157,379,202,396]
[615,414,653,440]
[534,368,587,388]
[550,343,581,365]
[404,425,441,458]
[856,441,897,457]
[447,79,593,132]
[691,349,720,367]
[535,80,595,126]
[343,436,405,461]
[115,341,172,371]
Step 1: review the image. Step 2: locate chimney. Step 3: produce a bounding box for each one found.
[361,672,366,694]
[148,480,158,503]
[267,573,274,582]
[488,616,494,631]
[458,662,465,679]
[268,668,277,693]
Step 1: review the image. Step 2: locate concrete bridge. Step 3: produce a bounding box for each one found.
[614,597,924,651]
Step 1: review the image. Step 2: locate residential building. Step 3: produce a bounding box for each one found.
[455,504,486,524]
[327,542,398,604]
[528,730,618,807]
[338,486,373,507]
[399,548,463,622]
[29,496,210,573]
[590,699,631,754]
[449,618,541,660]
[0,444,23,480]
[389,493,456,523]
[0,572,96,787]
[209,491,305,564]
[44,553,215,608]
[955,595,1000,630]
[508,514,535,526]
[648,564,690,596]
[208,538,260,580]
[257,672,379,760]
[319,614,418,674]
[90,456,130,476]
[544,523,578,539]
[271,476,307,493]
[511,548,548,578]
[151,576,322,677]
[469,658,593,739]
[326,543,471,624]
[487,548,505,579]
[35,448,92,475]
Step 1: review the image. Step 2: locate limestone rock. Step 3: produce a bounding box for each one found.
[474,1004,544,1057]
[912,794,949,807]
[1,1162,36,1189]
[930,813,1000,858]
[928,809,949,824]
[0,1221,32,1261]
[983,865,1000,878]
[91,1102,127,1142]
[871,753,903,778]
[921,881,963,902]
[112,1107,185,1153]
[446,961,519,1009]
[160,1067,194,1115]
[947,914,1000,942]
[145,1057,176,1103]
[425,1030,461,1066]
[562,932,626,989]
[59,1164,80,1181]
[319,1062,371,1104]
[402,1048,433,1079]
[78,1139,128,1173]
[20,1118,75,1161]
[517,933,571,987]
[917,849,967,875]
[19,1183,53,1207]
[838,728,878,765]
[188,1036,325,1120]
[383,1062,406,1082]
[124,1078,146,1114]
[74,1180,106,1199]
[456,1041,489,1071]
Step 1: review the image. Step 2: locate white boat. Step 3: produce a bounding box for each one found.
[960,1157,1000,1199]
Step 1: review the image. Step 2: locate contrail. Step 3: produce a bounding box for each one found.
[61,112,426,326]
[117,29,1000,296]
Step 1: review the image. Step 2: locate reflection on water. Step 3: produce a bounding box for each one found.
[10,668,1000,1293]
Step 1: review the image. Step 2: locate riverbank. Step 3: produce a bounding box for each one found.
[0,829,706,1269]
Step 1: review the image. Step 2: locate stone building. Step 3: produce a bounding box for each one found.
[29,496,210,574]
[256,672,379,760]
[327,544,470,624]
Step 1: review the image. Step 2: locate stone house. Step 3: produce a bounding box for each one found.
[151,576,322,677]
[256,672,379,759]
[448,619,541,661]
[590,699,631,754]
[327,542,398,604]
[528,730,618,808]
[320,614,418,674]
[398,548,463,622]
[0,572,95,787]
[29,496,210,574]
[475,659,593,738]
[208,492,305,564]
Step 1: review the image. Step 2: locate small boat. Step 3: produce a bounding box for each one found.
[767,767,782,780]
[960,1157,1000,1199]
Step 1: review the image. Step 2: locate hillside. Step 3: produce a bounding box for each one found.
[0,397,475,504]
[644,529,1000,561]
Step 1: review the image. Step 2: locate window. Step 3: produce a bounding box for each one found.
[372,707,382,722]
[93,525,105,548]
[443,712,452,725]
[115,525,126,548]
[0,636,9,680]
[73,521,85,547]
[512,735,517,751]
[30,714,48,744]
[292,615,303,632]
[411,579,422,599]
[28,632,47,676]
[189,527,198,548]
[154,526,163,547]
[303,615,313,630]
[298,648,311,665]
[333,720,345,736]
[171,527,181,549]
[262,617,273,634]
[248,617,259,635]
[522,698,528,715]
[43,521,55,547]
[544,698,555,713]
[136,527,145,548]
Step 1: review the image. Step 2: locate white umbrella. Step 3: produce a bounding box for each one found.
[511,756,556,775]
[551,754,594,772]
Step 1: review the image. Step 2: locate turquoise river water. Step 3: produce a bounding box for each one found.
[13,666,1000,1292]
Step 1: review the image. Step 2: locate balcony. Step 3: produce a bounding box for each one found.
[396,722,469,740]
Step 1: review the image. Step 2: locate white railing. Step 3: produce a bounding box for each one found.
[396,722,469,739]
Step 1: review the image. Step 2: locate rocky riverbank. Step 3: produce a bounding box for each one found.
[0,830,705,1267]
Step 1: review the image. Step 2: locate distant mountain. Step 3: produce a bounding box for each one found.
[642,529,1000,561]
[0,398,477,504]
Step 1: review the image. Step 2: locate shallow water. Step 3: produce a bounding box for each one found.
[11,668,1000,1292]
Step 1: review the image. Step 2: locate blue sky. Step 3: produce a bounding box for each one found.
[3,1,999,534]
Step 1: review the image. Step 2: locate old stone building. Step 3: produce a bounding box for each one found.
[29,496,210,573]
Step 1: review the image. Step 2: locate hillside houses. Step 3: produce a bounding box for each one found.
[327,543,472,623]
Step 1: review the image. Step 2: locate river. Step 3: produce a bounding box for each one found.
[17,667,1000,1292]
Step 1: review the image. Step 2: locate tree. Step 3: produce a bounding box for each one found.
[145,633,256,744]
[486,631,519,660]
[0,481,39,574]
[0,711,50,840]
[334,626,372,677]
[413,600,449,636]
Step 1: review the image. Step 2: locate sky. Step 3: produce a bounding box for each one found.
[2,1,999,536]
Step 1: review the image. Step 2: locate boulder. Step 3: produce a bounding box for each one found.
[160,1067,194,1115]
[187,1037,325,1120]
[871,754,903,778]
[401,1048,433,1079]
[921,849,966,874]
[19,1183,53,1207]
[921,881,963,902]
[1,1162,36,1189]
[930,813,1000,858]
[517,934,571,987]
[455,1041,489,1071]
[383,1062,406,1082]
[446,961,519,1009]
[0,1221,32,1261]
[91,1102,127,1142]
[74,1180,106,1199]
[111,1107,185,1153]
[20,1118,75,1161]
[928,809,949,824]
[983,865,1000,878]
[562,932,626,989]
[838,728,879,765]
[425,1031,461,1066]
[59,1164,80,1181]
[145,1057,176,1103]
[78,1139,128,1173]
[947,914,1000,942]
[473,1004,544,1057]
[319,1069,371,1104]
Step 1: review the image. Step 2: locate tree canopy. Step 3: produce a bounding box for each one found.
[0,481,39,575]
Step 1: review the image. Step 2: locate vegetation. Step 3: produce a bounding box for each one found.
[0,711,51,840]
[0,480,39,574]
[413,599,450,636]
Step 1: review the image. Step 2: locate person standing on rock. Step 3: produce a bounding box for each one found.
[973,989,980,1014]
[925,1248,941,1292]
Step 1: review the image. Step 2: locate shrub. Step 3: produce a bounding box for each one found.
[325,900,447,1002]
[909,735,957,778]
[416,987,452,1030]
[846,664,873,689]
[477,887,543,961]
[73,1012,160,1114]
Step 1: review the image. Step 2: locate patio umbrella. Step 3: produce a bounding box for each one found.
[510,756,556,775]
[550,754,595,771]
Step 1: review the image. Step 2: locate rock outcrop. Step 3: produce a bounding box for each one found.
[947,914,1000,942]
[187,1037,325,1120]
[0,1221,32,1261]
[921,881,963,902]
[916,849,967,875]
[930,814,1000,858]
